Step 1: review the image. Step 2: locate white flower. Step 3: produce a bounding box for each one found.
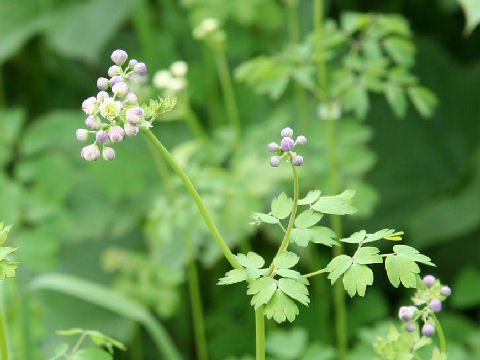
[170,61,188,77]
[317,101,341,121]
[167,78,185,92]
[82,97,97,115]
[100,98,123,121]
[153,70,173,89]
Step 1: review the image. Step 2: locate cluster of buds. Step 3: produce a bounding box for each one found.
[193,18,226,48]
[268,127,306,167]
[153,61,188,93]
[318,101,342,121]
[77,49,149,161]
[398,274,451,337]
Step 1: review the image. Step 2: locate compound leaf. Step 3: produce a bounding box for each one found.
[236,252,265,269]
[325,255,353,284]
[271,193,294,219]
[294,209,323,229]
[343,263,373,297]
[247,277,277,310]
[353,246,383,265]
[273,251,299,269]
[264,289,299,323]
[218,268,247,285]
[277,278,310,306]
[340,230,366,244]
[312,190,357,215]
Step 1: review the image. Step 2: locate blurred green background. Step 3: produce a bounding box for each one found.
[0,0,479,359]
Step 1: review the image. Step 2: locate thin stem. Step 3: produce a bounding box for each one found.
[286,0,308,131]
[303,268,327,278]
[68,332,87,358]
[255,306,265,360]
[0,307,8,360]
[214,50,241,142]
[0,69,5,109]
[267,162,299,274]
[313,0,348,358]
[182,88,209,142]
[186,230,209,360]
[142,128,241,269]
[146,140,176,199]
[431,313,446,354]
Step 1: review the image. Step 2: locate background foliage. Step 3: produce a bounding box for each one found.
[0,0,479,359]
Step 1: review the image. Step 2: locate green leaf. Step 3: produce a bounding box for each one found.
[385,254,419,288]
[87,330,126,353]
[343,263,374,297]
[290,227,338,247]
[353,247,383,265]
[266,328,308,358]
[277,278,310,306]
[275,269,309,285]
[0,247,17,261]
[0,260,18,279]
[459,0,480,35]
[385,85,407,118]
[273,251,299,269]
[340,230,366,244]
[235,252,265,269]
[407,86,438,118]
[312,190,357,215]
[218,268,247,285]
[56,328,84,336]
[452,267,480,308]
[294,209,323,229]
[343,85,369,119]
[247,277,277,310]
[271,193,294,219]
[364,229,396,243]
[70,348,112,360]
[263,289,299,323]
[326,255,353,284]
[29,274,182,360]
[392,245,435,266]
[298,190,321,205]
[49,343,69,360]
[250,212,279,225]
[383,37,415,66]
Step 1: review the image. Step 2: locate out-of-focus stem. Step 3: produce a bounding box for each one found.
[0,306,8,360]
[313,0,348,359]
[431,313,446,354]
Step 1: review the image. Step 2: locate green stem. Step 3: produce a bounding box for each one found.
[431,313,446,354]
[255,306,265,360]
[0,307,7,360]
[0,69,5,109]
[146,140,176,199]
[313,1,348,358]
[303,268,327,278]
[142,128,241,269]
[186,231,209,360]
[182,89,209,142]
[267,162,299,274]
[286,0,308,131]
[202,47,221,128]
[214,50,241,143]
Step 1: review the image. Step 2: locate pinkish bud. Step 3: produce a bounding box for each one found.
[296,135,307,145]
[128,59,138,69]
[280,137,295,151]
[134,62,147,74]
[111,49,128,66]
[112,81,128,97]
[126,106,144,124]
[76,128,89,142]
[281,127,293,137]
[292,155,303,166]
[270,156,280,167]
[97,77,110,90]
[267,142,278,152]
[96,130,108,143]
[108,126,125,143]
[108,65,121,77]
[85,115,101,130]
[126,92,137,104]
[81,144,100,161]
[124,123,139,137]
[102,146,115,161]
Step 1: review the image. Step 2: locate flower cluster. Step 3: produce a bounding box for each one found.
[77,49,149,161]
[192,18,226,47]
[267,127,306,167]
[153,61,188,93]
[398,274,451,337]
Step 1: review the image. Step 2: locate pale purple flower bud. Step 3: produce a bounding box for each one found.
[128,59,138,69]
[267,142,278,152]
[95,130,108,143]
[97,77,110,90]
[405,322,416,333]
[102,146,115,161]
[76,128,89,142]
[82,96,96,115]
[292,155,303,166]
[110,76,123,86]
[108,65,121,77]
[124,123,139,137]
[281,127,293,137]
[134,62,147,74]
[111,49,128,66]
[280,137,295,151]
[97,91,109,102]
[398,306,415,321]
[440,286,451,297]
[270,156,280,167]
[421,323,435,337]
[126,92,137,104]
[126,106,144,125]
[108,125,125,143]
[112,81,128,97]
[81,144,100,161]
[296,135,307,145]
[423,275,436,288]
[85,115,101,130]
[429,299,442,312]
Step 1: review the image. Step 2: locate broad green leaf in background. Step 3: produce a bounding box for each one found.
[30,274,181,360]
[70,348,112,360]
[451,267,480,309]
[385,85,407,118]
[383,37,415,66]
[458,0,480,35]
[266,328,307,359]
[407,86,438,118]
